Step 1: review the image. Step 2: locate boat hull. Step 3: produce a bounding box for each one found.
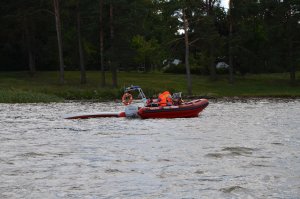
[138,99,209,119]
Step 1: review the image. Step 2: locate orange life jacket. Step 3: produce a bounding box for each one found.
[158,91,172,106]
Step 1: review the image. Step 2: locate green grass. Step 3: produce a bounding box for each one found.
[0,89,62,103]
[0,71,299,103]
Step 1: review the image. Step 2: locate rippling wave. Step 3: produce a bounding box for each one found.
[0,99,300,198]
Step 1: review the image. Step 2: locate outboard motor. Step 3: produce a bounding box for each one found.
[125,105,139,117]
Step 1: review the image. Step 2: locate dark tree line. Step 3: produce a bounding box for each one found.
[0,0,299,86]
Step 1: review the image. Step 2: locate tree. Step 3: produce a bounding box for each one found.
[53,0,64,84]
[228,0,234,83]
[281,0,300,85]
[109,2,117,88]
[157,0,195,94]
[205,0,219,81]
[228,0,299,80]
[131,35,165,71]
[1,0,38,75]
[1,0,298,85]
[183,9,192,95]
[23,14,36,76]
[99,0,105,87]
[76,0,86,84]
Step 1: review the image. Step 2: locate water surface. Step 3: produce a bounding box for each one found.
[0,99,299,198]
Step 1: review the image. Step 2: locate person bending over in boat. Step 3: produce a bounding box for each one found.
[145,91,173,107]
[158,91,173,106]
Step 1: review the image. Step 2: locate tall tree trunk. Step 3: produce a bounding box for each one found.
[99,0,105,87]
[110,3,117,88]
[206,0,217,81]
[183,9,192,95]
[228,0,234,84]
[76,1,86,84]
[285,6,296,86]
[24,17,36,77]
[53,0,64,84]
[209,44,217,81]
[288,32,295,86]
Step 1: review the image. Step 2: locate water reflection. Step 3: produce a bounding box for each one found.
[0,99,299,198]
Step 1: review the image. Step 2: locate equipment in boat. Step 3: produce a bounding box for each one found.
[64,85,208,119]
[121,85,147,106]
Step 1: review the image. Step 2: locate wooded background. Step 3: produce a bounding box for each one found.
[0,0,299,85]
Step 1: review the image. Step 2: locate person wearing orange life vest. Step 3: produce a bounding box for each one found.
[158,91,173,106]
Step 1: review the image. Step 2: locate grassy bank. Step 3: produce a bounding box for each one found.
[0,71,299,103]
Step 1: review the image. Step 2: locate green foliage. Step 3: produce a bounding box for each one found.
[231,0,300,75]
[0,0,299,85]
[131,35,166,70]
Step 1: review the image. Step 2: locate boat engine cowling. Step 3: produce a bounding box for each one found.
[125,105,139,117]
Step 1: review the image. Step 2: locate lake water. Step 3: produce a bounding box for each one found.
[0,99,299,199]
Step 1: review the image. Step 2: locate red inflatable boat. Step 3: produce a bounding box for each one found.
[64,86,209,119]
[137,99,209,119]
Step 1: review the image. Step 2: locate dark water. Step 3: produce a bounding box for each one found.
[0,99,299,198]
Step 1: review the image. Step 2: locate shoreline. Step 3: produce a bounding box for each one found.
[1,96,299,104]
[1,71,299,103]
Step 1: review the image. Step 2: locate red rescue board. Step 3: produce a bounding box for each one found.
[64,112,126,119]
